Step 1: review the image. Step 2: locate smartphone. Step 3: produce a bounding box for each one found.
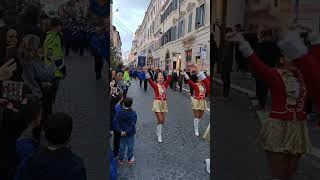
[6,46,16,60]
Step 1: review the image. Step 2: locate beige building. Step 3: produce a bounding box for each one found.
[132,0,210,72]
[111,25,122,63]
[212,0,320,45]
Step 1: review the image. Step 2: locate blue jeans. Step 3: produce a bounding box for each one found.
[119,135,134,161]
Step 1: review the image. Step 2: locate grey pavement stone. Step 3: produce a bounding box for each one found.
[53,52,109,180]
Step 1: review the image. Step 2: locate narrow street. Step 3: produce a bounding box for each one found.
[53,52,108,180]
[117,79,210,180]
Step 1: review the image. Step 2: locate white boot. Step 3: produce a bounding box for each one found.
[157,125,163,143]
[205,159,210,174]
[194,118,200,136]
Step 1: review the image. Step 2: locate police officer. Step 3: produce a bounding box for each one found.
[43,18,66,104]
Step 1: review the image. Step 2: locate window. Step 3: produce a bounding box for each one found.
[172,25,177,41]
[178,19,185,38]
[188,13,193,33]
[195,4,205,29]
[160,0,178,23]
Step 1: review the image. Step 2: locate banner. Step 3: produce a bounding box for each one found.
[138,56,146,67]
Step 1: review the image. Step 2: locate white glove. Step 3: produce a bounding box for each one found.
[145,72,151,79]
[168,70,172,75]
[183,72,190,80]
[309,32,320,45]
[229,33,253,58]
[206,71,210,77]
[197,71,207,81]
[278,31,308,61]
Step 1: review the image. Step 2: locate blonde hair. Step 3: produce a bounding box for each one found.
[116,72,123,81]
[18,34,40,64]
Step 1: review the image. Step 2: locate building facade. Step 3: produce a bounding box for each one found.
[111,25,122,63]
[212,0,320,46]
[132,0,210,72]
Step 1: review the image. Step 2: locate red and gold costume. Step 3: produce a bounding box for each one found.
[148,76,172,112]
[247,53,312,154]
[186,79,207,111]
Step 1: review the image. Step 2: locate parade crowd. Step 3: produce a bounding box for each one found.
[109,61,211,179]
[0,3,109,180]
[212,19,320,179]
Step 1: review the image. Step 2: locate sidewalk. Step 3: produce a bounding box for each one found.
[212,71,320,159]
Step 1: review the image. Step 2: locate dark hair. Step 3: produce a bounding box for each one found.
[124,97,133,108]
[44,113,73,145]
[50,18,62,29]
[225,27,233,33]
[21,4,41,25]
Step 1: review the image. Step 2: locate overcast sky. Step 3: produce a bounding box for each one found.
[112,0,150,59]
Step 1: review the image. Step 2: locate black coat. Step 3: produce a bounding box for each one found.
[255,41,281,68]
[21,147,87,180]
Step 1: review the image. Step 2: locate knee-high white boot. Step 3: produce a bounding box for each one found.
[157,124,163,143]
[194,118,200,136]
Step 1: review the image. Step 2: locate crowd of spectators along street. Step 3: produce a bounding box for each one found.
[212,24,317,119]
[0,2,114,179]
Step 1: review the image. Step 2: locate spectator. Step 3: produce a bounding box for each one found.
[251,30,281,110]
[18,35,56,99]
[19,113,87,180]
[17,3,42,41]
[113,97,137,165]
[178,70,184,92]
[111,91,124,158]
[217,27,234,101]
[172,70,178,91]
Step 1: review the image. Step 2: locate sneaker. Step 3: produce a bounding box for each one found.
[118,159,124,165]
[128,157,135,165]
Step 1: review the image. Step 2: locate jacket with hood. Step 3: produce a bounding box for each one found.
[113,107,137,136]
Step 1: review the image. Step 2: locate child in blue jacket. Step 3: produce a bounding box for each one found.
[113,97,137,165]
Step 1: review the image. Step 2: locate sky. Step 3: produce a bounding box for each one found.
[112,0,150,59]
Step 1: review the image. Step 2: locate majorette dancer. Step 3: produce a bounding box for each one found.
[183,70,208,136]
[145,68,172,143]
[232,32,312,180]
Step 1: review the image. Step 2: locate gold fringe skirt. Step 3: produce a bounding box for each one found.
[258,118,312,154]
[152,100,168,112]
[191,98,207,111]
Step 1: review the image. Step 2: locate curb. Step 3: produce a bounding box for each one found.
[212,77,320,159]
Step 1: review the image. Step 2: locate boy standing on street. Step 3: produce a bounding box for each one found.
[113,97,137,165]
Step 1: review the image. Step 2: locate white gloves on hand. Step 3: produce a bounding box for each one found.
[183,72,190,80]
[278,31,308,61]
[309,32,320,45]
[197,72,207,81]
[145,72,151,79]
[228,33,253,58]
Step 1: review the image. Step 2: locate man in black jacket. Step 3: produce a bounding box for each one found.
[252,30,280,110]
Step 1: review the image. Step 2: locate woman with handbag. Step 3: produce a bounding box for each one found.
[145,68,172,143]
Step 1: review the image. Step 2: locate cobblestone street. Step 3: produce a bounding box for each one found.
[53,52,108,180]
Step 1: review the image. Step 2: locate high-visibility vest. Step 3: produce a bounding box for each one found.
[43,32,65,78]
